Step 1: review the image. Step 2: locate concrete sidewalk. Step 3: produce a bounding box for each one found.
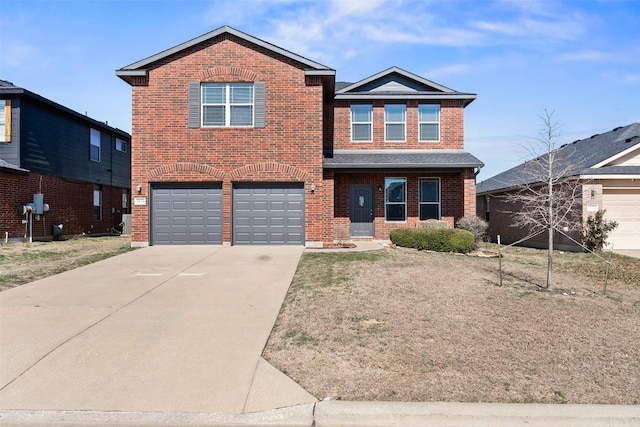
[0,245,314,414]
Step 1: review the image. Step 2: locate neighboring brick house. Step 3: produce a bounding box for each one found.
[477,123,640,250]
[116,26,482,246]
[0,81,131,241]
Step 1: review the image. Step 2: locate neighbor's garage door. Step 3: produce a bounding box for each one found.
[233,183,304,245]
[602,189,640,250]
[151,183,223,245]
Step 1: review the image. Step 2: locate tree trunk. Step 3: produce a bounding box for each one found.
[547,226,553,291]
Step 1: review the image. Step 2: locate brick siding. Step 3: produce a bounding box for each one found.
[1,172,125,240]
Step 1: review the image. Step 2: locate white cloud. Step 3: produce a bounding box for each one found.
[1,43,37,69]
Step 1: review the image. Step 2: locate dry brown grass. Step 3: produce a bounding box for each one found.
[0,236,132,291]
[263,246,640,404]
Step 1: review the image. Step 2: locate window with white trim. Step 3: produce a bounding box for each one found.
[385,104,406,141]
[93,185,102,221]
[351,104,372,141]
[419,178,440,220]
[115,138,127,152]
[90,128,101,162]
[419,104,440,141]
[202,83,253,127]
[385,177,406,221]
[0,99,10,142]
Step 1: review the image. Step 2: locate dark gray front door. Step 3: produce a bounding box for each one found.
[350,185,374,237]
[151,183,223,245]
[233,182,304,245]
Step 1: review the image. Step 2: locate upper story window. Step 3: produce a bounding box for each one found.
[115,138,127,152]
[90,128,101,162]
[351,104,372,141]
[385,104,406,141]
[419,104,440,141]
[202,83,254,127]
[419,178,440,220]
[385,177,406,222]
[0,99,10,143]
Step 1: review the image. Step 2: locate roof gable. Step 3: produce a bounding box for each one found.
[116,25,335,84]
[477,123,640,194]
[335,66,476,105]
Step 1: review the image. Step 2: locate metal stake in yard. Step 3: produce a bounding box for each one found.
[603,246,613,296]
[497,234,503,287]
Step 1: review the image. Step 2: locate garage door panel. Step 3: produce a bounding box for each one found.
[151,184,223,245]
[602,189,640,250]
[233,183,304,245]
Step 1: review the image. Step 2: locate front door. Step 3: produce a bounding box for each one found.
[350,185,374,237]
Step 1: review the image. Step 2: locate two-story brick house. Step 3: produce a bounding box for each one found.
[1,80,131,240]
[116,26,482,246]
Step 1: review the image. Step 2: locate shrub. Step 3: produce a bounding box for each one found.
[456,216,488,248]
[390,228,474,254]
[582,210,618,251]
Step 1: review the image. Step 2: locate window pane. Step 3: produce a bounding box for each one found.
[420,123,439,141]
[386,204,405,221]
[419,104,440,121]
[230,84,253,103]
[352,123,371,141]
[202,84,225,104]
[420,179,439,202]
[420,204,439,220]
[203,106,225,126]
[351,105,372,122]
[386,123,405,141]
[385,104,405,122]
[230,105,253,126]
[385,178,405,202]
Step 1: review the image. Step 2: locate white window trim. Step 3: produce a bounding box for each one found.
[93,187,102,222]
[201,83,254,128]
[90,128,101,162]
[419,177,441,220]
[384,104,406,142]
[115,138,127,152]
[419,104,441,142]
[384,177,407,222]
[350,104,373,142]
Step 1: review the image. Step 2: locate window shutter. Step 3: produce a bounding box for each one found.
[254,82,265,128]
[188,82,200,128]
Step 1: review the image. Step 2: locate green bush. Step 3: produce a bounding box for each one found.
[583,210,618,251]
[390,228,475,254]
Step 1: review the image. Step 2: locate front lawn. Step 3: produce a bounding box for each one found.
[263,246,640,404]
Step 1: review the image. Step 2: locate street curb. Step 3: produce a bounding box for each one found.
[2,402,640,427]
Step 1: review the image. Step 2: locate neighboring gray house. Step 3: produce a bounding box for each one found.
[477,123,640,250]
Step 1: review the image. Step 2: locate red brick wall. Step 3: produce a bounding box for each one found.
[331,171,470,240]
[1,172,125,240]
[129,35,325,244]
[333,99,465,150]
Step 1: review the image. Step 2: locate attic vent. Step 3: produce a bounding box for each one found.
[612,126,622,132]
[625,135,639,143]
[572,140,579,144]
[590,134,599,139]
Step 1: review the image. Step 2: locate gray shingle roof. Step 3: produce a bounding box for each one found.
[476,123,640,194]
[323,150,484,169]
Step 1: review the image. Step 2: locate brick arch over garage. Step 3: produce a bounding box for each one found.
[229,163,311,182]
[198,66,258,82]
[146,162,226,181]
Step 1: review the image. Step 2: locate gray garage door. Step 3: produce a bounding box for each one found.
[151,183,223,245]
[233,183,304,245]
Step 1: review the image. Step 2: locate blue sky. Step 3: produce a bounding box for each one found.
[1,0,639,180]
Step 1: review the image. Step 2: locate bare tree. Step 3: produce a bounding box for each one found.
[502,111,583,291]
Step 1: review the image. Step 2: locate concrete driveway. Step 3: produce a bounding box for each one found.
[0,245,315,414]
